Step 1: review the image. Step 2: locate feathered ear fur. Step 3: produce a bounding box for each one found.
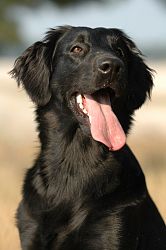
[10,41,51,106]
[122,32,154,110]
[10,26,71,106]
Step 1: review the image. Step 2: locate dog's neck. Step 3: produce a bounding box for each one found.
[34,105,122,204]
[25,105,145,214]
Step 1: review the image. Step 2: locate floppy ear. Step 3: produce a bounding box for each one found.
[10,26,71,106]
[10,42,51,106]
[123,34,154,110]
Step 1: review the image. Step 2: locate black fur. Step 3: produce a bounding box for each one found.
[11,26,166,250]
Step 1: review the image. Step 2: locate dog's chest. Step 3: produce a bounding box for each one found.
[43,209,122,250]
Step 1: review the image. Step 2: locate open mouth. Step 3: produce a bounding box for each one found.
[75,93,89,117]
[72,88,115,117]
[70,88,126,151]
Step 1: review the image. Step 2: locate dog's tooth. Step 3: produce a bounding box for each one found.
[76,94,82,104]
[83,108,88,114]
[79,102,84,110]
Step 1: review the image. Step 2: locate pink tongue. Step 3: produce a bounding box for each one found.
[84,93,126,151]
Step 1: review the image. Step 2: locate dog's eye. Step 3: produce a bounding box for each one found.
[116,47,124,57]
[71,46,83,54]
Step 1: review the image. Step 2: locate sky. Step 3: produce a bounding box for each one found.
[11,0,166,54]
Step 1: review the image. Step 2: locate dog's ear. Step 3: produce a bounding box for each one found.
[10,26,71,106]
[123,34,154,110]
[11,42,51,106]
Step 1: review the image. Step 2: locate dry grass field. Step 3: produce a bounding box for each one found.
[0,59,166,249]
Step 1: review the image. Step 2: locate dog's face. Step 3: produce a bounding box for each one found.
[51,27,126,96]
[11,26,153,151]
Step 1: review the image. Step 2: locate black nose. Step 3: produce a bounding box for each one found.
[97,57,122,76]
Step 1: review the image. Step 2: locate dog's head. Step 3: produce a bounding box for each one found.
[11,26,153,151]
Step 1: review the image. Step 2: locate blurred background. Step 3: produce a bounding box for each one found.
[0,0,166,249]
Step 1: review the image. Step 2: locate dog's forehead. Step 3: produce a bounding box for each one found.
[61,27,119,45]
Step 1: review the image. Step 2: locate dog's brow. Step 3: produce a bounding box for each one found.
[74,31,90,43]
[76,34,85,43]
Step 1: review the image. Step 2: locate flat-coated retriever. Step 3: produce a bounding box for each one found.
[11,26,166,250]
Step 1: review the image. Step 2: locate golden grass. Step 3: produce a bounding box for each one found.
[0,166,21,250]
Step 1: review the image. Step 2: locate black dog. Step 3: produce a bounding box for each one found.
[11,26,166,250]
